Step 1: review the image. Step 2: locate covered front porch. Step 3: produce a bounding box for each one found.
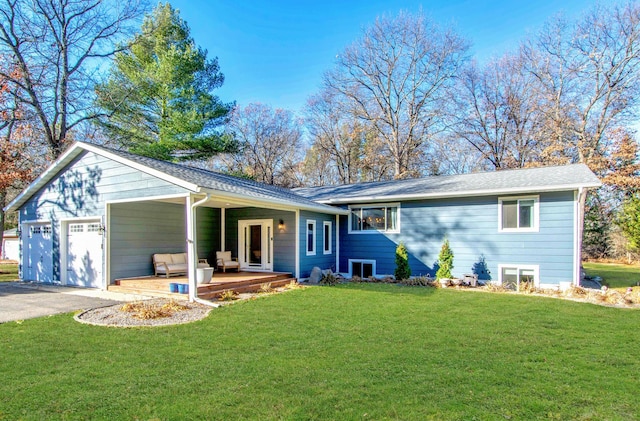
[109,271,296,300]
[106,192,301,301]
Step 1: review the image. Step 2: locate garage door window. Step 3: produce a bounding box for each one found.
[70,224,83,233]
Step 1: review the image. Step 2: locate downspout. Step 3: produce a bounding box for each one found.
[575,187,587,287]
[187,193,219,307]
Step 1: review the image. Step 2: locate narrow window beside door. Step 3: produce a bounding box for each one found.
[306,220,316,256]
[323,221,332,254]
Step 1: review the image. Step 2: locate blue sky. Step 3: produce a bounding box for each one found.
[169,0,600,114]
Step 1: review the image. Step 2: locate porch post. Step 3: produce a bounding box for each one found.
[220,207,226,252]
[186,195,197,302]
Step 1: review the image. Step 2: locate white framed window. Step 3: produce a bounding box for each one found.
[306,220,316,256]
[498,264,539,291]
[323,221,332,255]
[498,196,539,232]
[349,203,400,234]
[349,259,376,278]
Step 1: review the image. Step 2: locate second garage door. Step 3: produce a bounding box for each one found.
[66,221,103,288]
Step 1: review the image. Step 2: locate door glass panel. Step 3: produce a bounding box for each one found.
[267,226,271,264]
[249,225,261,264]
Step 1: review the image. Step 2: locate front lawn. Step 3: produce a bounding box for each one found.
[0,263,18,282]
[583,261,640,288]
[1,284,639,419]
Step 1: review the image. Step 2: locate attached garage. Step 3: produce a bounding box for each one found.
[63,220,104,288]
[24,222,53,283]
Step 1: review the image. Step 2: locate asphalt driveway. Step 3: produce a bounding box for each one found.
[0,283,131,323]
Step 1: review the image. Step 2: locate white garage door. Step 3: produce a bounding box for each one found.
[25,223,53,283]
[66,221,103,288]
[2,238,19,261]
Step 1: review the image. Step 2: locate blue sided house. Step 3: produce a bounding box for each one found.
[4,142,601,299]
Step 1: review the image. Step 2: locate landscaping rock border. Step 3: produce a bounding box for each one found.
[75,298,213,327]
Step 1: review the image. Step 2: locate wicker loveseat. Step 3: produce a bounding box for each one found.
[153,253,209,278]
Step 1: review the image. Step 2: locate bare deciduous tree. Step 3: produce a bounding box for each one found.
[224,103,303,188]
[304,90,370,185]
[452,54,543,169]
[323,10,469,179]
[524,2,640,165]
[0,0,146,157]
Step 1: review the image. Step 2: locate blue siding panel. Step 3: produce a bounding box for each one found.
[299,210,337,278]
[339,191,576,285]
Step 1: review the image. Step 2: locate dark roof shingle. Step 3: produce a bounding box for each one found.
[294,164,601,203]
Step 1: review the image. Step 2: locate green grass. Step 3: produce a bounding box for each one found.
[583,261,640,288]
[1,284,639,420]
[0,263,18,282]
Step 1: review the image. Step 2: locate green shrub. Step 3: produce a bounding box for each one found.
[435,239,454,280]
[394,242,411,281]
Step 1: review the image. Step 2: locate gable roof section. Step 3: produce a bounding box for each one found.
[5,142,347,215]
[294,164,601,204]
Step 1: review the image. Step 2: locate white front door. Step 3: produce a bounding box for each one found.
[238,219,273,271]
[25,223,53,282]
[66,221,103,288]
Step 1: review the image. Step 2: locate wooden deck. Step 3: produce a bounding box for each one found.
[108,271,296,300]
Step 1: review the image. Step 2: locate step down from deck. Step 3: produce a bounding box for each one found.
[198,277,296,300]
[109,272,296,300]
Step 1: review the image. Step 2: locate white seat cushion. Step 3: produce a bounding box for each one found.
[172,253,187,264]
[153,253,173,265]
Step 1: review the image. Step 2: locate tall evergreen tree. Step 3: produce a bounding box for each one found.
[95,3,234,161]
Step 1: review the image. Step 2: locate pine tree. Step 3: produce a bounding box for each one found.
[95,3,234,161]
[394,242,411,281]
[435,239,454,280]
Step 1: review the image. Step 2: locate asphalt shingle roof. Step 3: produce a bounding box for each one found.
[293,164,601,203]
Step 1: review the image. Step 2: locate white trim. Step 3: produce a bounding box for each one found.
[306,219,316,256]
[574,187,587,286]
[238,219,274,271]
[498,195,539,233]
[335,215,340,272]
[573,190,579,286]
[498,264,540,290]
[323,221,332,255]
[295,210,300,279]
[348,202,400,234]
[186,195,196,301]
[348,259,376,278]
[105,204,111,289]
[220,207,226,252]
